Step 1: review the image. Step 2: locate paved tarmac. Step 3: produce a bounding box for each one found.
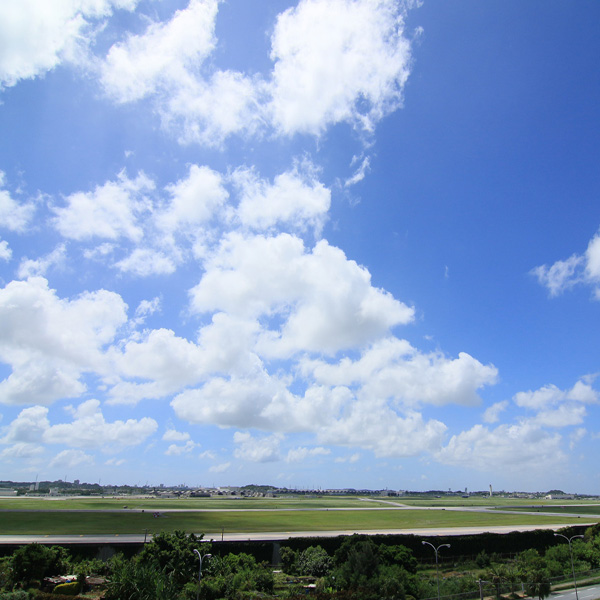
[0,523,593,545]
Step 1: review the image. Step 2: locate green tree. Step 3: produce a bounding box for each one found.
[516,549,551,600]
[280,546,298,574]
[137,530,209,587]
[200,552,273,599]
[296,545,333,577]
[330,536,419,600]
[484,563,505,600]
[524,569,551,600]
[333,538,380,590]
[9,544,69,588]
[378,544,418,573]
[104,556,179,600]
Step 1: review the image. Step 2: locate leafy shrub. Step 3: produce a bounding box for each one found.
[296,546,332,577]
[10,545,70,588]
[52,582,80,596]
[0,591,29,600]
[476,550,491,567]
[30,593,85,600]
[280,547,298,574]
[104,558,178,600]
[137,529,208,587]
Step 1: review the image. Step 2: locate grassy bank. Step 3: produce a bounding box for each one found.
[0,507,587,535]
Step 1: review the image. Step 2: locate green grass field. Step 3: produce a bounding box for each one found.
[0,496,367,511]
[0,507,590,535]
[500,505,600,515]
[0,495,597,536]
[397,497,600,507]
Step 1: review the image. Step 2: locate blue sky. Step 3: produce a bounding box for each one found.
[1,0,600,493]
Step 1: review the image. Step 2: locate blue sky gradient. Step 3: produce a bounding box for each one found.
[1,0,599,493]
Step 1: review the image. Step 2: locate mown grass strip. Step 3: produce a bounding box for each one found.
[0,497,368,511]
[398,497,600,507]
[0,509,587,535]
[499,506,600,515]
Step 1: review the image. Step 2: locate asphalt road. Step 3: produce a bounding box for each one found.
[0,523,591,545]
[551,584,600,600]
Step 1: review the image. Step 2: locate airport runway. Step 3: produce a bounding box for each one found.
[0,522,593,545]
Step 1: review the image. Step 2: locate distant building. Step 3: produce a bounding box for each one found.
[0,489,17,496]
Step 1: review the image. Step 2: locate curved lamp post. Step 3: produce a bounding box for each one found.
[554,533,584,600]
[193,549,212,600]
[422,541,451,600]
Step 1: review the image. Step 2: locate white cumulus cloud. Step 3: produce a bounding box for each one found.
[0,277,127,405]
[53,171,154,242]
[268,0,412,136]
[0,172,35,232]
[233,431,282,462]
[532,228,600,299]
[233,162,330,235]
[0,0,139,87]
[101,0,219,103]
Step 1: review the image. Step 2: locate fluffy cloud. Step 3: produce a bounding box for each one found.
[482,400,508,424]
[49,449,94,469]
[0,0,139,87]
[0,277,127,405]
[171,372,289,430]
[0,442,44,461]
[586,233,600,282]
[158,165,228,234]
[171,298,497,457]
[0,173,35,232]
[512,380,597,429]
[209,461,230,473]
[172,370,451,459]
[302,337,498,407]
[268,0,412,135]
[437,421,566,473]
[114,248,177,277]
[52,171,154,242]
[532,229,600,299]
[100,0,264,146]
[514,380,598,410]
[0,239,11,261]
[191,233,414,355]
[438,377,599,472]
[0,361,86,407]
[321,404,447,457]
[165,440,197,456]
[108,328,210,404]
[233,163,330,234]
[101,0,218,103]
[2,400,157,452]
[97,0,415,145]
[18,244,67,279]
[1,405,49,443]
[233,431,282,462]
[165,69,265,146]
[286,446,330,462]
[163,429,190,442]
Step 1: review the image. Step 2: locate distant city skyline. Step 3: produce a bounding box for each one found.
[1,1,600,493]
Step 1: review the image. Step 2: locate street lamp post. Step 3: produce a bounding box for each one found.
[193,549,212,600]
[422,541,451,600]
[554,533,584,600]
